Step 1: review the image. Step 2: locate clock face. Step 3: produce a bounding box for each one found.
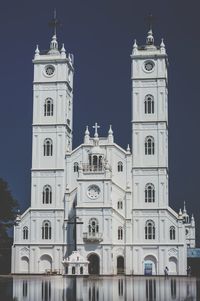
[144,61,154,72]
[87,185,100,199]
[45,65,55,76]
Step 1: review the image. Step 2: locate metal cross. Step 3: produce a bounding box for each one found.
[67,217,83,251]
[49,9,61,36]
[92,122,100,137]
[145,14,155,31]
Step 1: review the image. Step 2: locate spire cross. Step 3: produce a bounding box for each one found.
[92,122,100,137]
[146,14,155,31]
[49,9,61,36]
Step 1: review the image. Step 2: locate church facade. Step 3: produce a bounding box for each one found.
[11,26,195,275]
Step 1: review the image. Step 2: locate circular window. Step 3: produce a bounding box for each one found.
[45,65,55,76]
[87,185,100,199]
[144,61,154,72]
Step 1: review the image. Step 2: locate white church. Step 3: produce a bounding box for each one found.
[11,22,195,276]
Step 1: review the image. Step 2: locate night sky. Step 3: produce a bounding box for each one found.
[0,1,199,244]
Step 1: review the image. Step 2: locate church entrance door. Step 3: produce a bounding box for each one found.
[88,254,100,275]
[117,256,124,274]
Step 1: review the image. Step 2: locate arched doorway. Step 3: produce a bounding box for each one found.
[144,255,157,275]
[21,256,29,273]
[117,256,124,274]
[39,254,52,273]
[169,257,178,275]
[88,253,100,275]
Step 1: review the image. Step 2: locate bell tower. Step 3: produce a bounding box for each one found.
[131,27,169,209]
[31,15,74,208]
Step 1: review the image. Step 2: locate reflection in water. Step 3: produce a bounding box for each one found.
[170,279,176,299]
[146,279,156,301]
[41,281,51,301]
[1,275,195,301]
[118,279,123,297]
[89,284,99,301]
[22,280,27,298]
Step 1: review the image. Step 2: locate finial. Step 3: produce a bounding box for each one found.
[108,124,113,135]
[92,122,100,138]
[61,43,66,53]
[35,44,40,55]
[85,125,90,135]
[183,201,187,213]
[160,38,165,48]
[108,125,114,143]
[179,208,182,216]
[127,144,131,153]
[84,126,90,144]
[133,39,138,49]
[160,38,166,54]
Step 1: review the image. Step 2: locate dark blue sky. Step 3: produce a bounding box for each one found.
[0,0,199,243]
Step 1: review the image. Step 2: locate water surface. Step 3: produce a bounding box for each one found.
[0,275,199,301]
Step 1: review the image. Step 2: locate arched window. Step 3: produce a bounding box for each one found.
[145,94,154,114]
[145,183,155,203]
[74,162,79,172]
[80,266,83,274]
[72,266,75,274]
[118,161,123,172]
[88,218,99,236]
[44,98,53,116]
[117,201,123,209]
[170,226,176,240]
[43,138,53,156]
[42,220,51,239]
[145,136,155,155]
[118,227,123,240]
[42,185,52,204]
[145,220,155,239]
[23,226,28,240]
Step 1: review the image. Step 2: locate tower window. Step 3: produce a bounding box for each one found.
[170,226,176,240]
[145,94,154,114]
[145,136,155,155]
[145,220,155,239]
[44,98,53,116]
[145,183,155,203]
[117,201,123,209]
[118,161,123,172]
[43,138,53,156]
[118,227,123,240]
[42,220,51,239]
[42,185,52,204]
[88,218,99,236]
[74,162,79,172]
[23,226,28,240]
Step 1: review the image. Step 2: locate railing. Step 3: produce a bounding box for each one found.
[82,164,105,173]
[83,232,103,242]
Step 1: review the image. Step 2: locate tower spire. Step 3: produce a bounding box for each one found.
[146,14,155,45]
[48,10,61,53]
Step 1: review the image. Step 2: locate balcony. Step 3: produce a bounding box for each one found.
[83,232,103,243]
[82,164,105,173]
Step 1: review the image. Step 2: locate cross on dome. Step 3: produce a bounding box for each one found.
[92,122,100,137]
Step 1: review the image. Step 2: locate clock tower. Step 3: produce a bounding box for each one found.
[31,30,74,210]
[131,29,169,210]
